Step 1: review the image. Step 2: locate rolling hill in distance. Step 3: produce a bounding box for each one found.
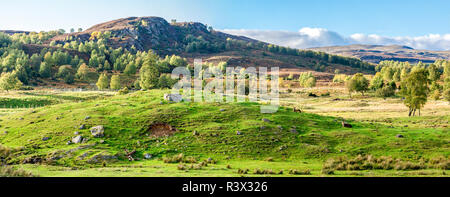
[309,44,450,64]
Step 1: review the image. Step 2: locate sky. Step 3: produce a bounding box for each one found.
[1,0,449,50]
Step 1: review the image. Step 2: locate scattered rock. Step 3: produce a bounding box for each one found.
[163,94,183,102]
[56,117,61,120]
[290,129,298,134]
[19,117,24,120]
[396,134,404,138]
[193,131,199,136]
[277,125,283,130]
[84,116,91,120]
[220,109,225,112]
[42,137,50,141]
[81,137,89,143]
[404,125,409,128]
[74,131,79,135]
[3,131,7,134]
[262,118,271,123]
[90,125,104,138]
[99,140,105,144]
[144,153,152,159]
[79,124,86,130]
[236,131,242,135]
[260,126,266,130]
[72,135,83,144]
[66,141,72,145]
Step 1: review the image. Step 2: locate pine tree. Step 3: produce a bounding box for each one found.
[139,52,160,90]
[39,62,51,78]
[124,62,137,75]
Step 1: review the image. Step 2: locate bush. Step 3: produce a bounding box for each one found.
[162,154,197,164]
[322,155,449,171]
[253,169,276,175]
[375,86,395,98]
[432,90,441,100]
[445,89,450,103]
[288,169,311,175]
[0,165,36,177]
[118,87,129,95]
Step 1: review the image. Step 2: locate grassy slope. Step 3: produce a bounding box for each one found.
[0,90,449,176]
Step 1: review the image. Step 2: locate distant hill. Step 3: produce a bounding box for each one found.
[0,30,31,35]
[46,17,374,74]
[309,44,450,64]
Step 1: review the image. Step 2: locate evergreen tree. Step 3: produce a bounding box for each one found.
[139,52,160,90]
[39,62,52,78]
[124,62,137,75]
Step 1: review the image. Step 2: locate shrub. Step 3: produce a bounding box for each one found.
[321,168,334,175]
[375,86,395,98]
[118,87,129,95]
[265,157,274,162]
[0,165,36,177]
[237,168,249,174]
[432,90,441,100]
[162,154,197,164]
[322,155,449,172]
[253,169,276,175]
[288,169,311,175]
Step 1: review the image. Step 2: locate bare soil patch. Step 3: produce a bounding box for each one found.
[149,123,177,137]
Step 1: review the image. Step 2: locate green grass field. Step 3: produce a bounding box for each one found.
[0,89,448,177]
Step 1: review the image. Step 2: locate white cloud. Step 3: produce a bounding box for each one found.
[221,28,450,51]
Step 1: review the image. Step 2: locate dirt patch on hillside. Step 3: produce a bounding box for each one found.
[149,123,177,137]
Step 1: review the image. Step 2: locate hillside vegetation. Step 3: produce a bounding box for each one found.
[0,90,448,176]
[0,17,374,92]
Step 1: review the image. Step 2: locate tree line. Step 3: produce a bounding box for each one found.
[336,60,450,116]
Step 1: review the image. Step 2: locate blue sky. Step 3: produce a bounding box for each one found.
[1,0,449,50]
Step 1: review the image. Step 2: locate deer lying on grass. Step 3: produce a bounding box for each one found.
[124,149,136,161]
[293,107,302,113]
[341,121,353,128]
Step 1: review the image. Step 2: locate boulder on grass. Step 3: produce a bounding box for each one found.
[72,135,83,144]
[164,94,183,102]
[90,126,104,138]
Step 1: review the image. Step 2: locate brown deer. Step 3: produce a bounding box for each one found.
[342,121,353,128]
[293,107,302,113]
[124,149,136,161]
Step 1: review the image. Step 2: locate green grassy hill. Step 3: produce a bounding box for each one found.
[0,90,448,176]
